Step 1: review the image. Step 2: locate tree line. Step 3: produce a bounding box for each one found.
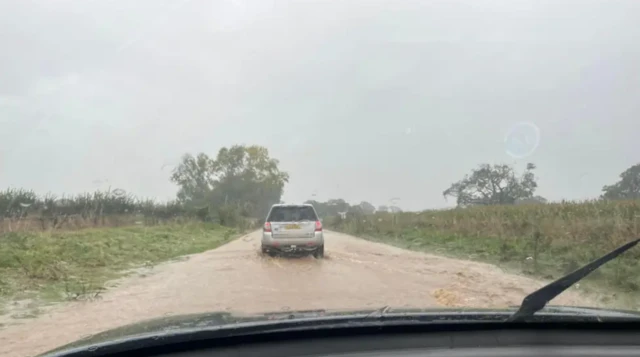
[441,162,640,208]
[302,199,403,219]
[2,144,640,230]
[0,144,290,228]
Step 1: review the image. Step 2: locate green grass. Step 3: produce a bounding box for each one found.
[0,222,238,307]
[326,200,640,310]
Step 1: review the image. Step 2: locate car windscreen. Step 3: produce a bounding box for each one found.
[267,206,318,222]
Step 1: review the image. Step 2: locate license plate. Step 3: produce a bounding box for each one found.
[285,224,300,229]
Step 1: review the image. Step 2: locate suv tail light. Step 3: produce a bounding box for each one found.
[315,220,322,232]
[264,222,272,232]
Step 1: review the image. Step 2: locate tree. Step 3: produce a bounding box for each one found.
[305,198,351,218]
[601,163,640,200]
[170,153,215,206]
[443,163,538,206]
[170,145,289,219]
[209,145,289,218]
[327,198,350,213]
[358,201,376,214]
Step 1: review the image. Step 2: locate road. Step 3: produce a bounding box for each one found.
[0,230,594,357]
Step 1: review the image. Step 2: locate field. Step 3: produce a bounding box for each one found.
[326,199,640,310]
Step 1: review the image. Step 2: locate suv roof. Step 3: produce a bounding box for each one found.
[266,204,319,222]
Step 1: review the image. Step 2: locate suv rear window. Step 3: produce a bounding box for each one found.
[267,206,318,222]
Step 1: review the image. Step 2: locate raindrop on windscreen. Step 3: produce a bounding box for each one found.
[504,122,540,159]
[112,189,126,198]
[86,346,99,352]
[19,203,32,208]
[281,306,290,311]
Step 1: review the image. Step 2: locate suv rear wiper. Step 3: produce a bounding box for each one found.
[506,238,640,322]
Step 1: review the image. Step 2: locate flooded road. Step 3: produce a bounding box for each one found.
[0,230,593,357]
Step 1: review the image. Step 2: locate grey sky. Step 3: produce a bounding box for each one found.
[1,0,639,211]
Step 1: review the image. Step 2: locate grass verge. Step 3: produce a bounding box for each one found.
[0,222,238,317]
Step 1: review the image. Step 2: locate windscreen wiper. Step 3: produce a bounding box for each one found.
[506,238,640,322]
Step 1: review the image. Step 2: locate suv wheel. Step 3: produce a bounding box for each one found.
[313,245,324,259]
[262,246,276,257]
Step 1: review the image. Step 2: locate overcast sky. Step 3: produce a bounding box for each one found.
[1,0,639,210]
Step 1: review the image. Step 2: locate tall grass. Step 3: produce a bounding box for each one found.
[0,188,213,233]
[327,199,640,308]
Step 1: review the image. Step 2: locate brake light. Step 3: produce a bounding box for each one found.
[264,222,272,232]
[315,220,322,231]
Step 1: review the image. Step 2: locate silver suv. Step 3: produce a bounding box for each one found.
[261,204,324,258]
